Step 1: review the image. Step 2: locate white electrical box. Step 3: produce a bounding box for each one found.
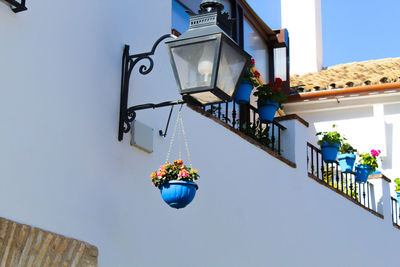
[130,120,153,153]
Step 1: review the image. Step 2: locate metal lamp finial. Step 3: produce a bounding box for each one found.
[200,0,224,12]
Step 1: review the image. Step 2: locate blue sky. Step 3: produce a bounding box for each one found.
[246,0,400,68]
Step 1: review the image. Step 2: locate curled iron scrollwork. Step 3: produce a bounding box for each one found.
[118,34,177,141]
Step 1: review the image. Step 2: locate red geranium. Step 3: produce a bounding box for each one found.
[275,77,283,86]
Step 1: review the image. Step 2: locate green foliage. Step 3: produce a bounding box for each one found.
[242,68,259,87]
[395,178,400,193]
[358,152,379,173]
[253,78,287,109]
[316,125,344,146]
[311,164,358,198]
[240,120,273,147]
[339,142,357,154]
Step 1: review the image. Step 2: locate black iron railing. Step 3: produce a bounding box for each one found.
[202,101,286,154]
[307,142,375,210]
[391,197,400,227]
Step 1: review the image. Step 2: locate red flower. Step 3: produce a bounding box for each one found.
[273,86,279,92]
[254,70,260,77]
[268,82,273,86]
[251,59,255,65]
[275,77,283,86]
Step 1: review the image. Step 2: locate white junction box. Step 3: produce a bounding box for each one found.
[130,120,153,153]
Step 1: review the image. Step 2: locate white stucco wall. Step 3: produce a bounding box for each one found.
[284,93,400,193]
[1,1,400,266]
[281,0,323,75]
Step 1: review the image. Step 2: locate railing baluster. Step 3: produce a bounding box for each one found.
[310,147,314,175]
[271,123,275,151]
[363,183,366,206]
[278,128,281,155]
[232,101,237,128]
[340,171,344,193]
[315,149,322,178]
[225,102,229,123]
[335,163,339,190]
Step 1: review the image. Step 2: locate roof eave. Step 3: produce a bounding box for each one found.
[287,82,400,103]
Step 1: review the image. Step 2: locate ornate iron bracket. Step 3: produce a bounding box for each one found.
[3,0,27,12]
[118,34,186,141]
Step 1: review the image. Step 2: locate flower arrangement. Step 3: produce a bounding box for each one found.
[339,142,357,154]
[241,58,259,87]
[358,149,381,173]
[253,77,287,109]
[394,178,400,193]
[150,159,199,188]
[316,124,344,146]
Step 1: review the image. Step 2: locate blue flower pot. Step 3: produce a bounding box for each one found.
[354,164,372,183]
[320,142,340,163]
[234,81,253,104]
[159,181,198,209]
[337,153,356,173]
[397,192,400,204]
[257,100,279,123]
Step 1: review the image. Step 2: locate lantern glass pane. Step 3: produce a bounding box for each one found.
[171,39,217,90]
[189,92,222,105]
[216,40,247,97]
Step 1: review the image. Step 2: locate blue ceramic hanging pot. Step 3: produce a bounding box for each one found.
[320,142,340,163]
[159,180,198,209]
[257,100,279,123]
[337,153,356,173]
[354,164,372,183]
[234,81,253,104]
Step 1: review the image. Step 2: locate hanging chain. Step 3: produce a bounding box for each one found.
[165,108,181,164]
[177,111,182,160]
[179,111,193,168]
[164,106,193,167]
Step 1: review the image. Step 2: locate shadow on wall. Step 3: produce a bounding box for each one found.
[383,122,393,170]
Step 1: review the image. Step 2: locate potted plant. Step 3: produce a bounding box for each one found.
[354,149,380,183]
[337,142,357,173]
[150,159,199,209]
[253,77,287,122]
[234,59,259,104]
[394,178,400,203]
[316,125,343,163]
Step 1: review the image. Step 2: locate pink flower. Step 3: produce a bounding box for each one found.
[178,169,189,178]
[371,149,381,157]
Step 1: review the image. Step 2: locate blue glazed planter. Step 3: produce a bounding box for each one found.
[234,81,253,104]
[354,164,372,183]
[159,181,198,209]
[257,100,279,123]
[397,192,400,205]
[320,142,340,163]
[337,153,356,173]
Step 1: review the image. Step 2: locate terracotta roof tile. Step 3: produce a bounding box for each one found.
[291,57,400,93]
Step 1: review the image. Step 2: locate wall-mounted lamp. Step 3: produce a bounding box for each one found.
[118,0,250,141]
[2,0,27,12]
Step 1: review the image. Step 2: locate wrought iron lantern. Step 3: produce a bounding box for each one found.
[166,0,251,105]
[118,0,251,141]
